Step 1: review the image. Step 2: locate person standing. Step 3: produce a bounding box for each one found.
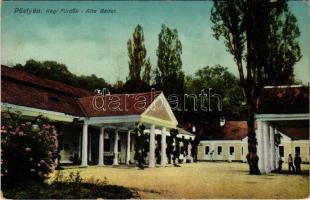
[294,153,302,174]
[288,154,295,173]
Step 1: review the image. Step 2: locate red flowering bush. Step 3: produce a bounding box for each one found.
[1,112,58,185]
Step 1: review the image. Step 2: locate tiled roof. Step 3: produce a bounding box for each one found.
[78,91,161,117]
[1,65,93,97]
[258,86,309,114]
[1,65,163,118]
[1,65,93,116]
[204,121,248,140]
[280,127,309,140]
[1,79,85,116]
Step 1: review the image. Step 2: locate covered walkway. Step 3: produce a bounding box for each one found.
[256,85,309,174]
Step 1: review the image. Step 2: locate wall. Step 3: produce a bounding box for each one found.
[198,140,246,162]
[279,140,309,163]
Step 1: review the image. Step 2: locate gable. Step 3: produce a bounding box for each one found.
[142,93,178,126]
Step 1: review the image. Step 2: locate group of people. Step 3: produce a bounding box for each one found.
[278,153,302,174]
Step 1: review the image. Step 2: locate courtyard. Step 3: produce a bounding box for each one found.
[56,162,309,199]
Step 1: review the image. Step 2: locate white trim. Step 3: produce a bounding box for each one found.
[141,115,177,129]
[144,129,194,139]
[204,145,211,160]
[200,140,243,144]
[228,145,235,157]
[255,113,309,121]
[1,103,76,122]
[216,145,223,160]
[86,115,140,124]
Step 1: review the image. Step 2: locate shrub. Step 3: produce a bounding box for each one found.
[1,112,58,185]
[3,171,135,199]
[133,123,149,169]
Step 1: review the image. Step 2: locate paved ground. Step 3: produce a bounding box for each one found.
[57,162,309,199]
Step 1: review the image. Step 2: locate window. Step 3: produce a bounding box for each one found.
[217,146,222,155]
[104,139,110,152]
[279,146,284,157]
[229,146,234,155]
[295,146,300,155]
[205,146,210,155]
[241,147,243,155]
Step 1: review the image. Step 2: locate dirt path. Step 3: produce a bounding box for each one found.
[58,162,309,199]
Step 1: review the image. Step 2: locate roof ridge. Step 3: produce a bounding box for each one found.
[75,97,89,117]
[79,90,162,99]
[1,65,93,97]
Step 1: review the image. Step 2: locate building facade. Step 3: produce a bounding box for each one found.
[198,121,248,162]
[198,119,309,165]
[1,65,195,167]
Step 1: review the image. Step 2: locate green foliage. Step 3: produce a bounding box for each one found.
[127,24,152,84]
[211,0,301,87]
[265,4,302,85]
[14,59,112,91]
[155,24,184,95]
[2,171,135,199]
[1,112,58,185]
[142,58,152,85]
[116,79,151,93]
[166,129,179,164]
[132,123,149,169]
[211,0,301,174]
[184,65,247,121]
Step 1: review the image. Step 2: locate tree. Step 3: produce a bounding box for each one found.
[127,24,152,84]
[14,59,78,86]
[142,58,152,85]
[13,59,112,91]
[184,65,247,123]
[166,129,179,165]
[132,123,149,169]
[155,24,184,96]
[211,0,301,174]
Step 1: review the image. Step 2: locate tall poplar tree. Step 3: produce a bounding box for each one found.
[211,0,301,174]
[127,24,152,84]
[155,24,184,95]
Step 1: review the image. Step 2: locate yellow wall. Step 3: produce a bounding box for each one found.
[198,141,246,161]
[198,139,309,163]
[279,140,309,163]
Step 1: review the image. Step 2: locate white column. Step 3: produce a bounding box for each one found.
[257,120,265,174]
[113,129,119,165]
[81,122,88,167]
[149,124,156,168]
[98,127,104,166]
[269,126,275,171]
[126,130,131,165]
[263,121,270,173]
[78,132,81,158]
[88,133,92,162]
[161,127,167,166]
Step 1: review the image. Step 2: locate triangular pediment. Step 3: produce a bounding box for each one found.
[142,93,178,126]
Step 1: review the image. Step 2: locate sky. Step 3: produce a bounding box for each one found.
[2,1,309,84]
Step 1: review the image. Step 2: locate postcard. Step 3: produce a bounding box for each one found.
[1,0,309,199]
